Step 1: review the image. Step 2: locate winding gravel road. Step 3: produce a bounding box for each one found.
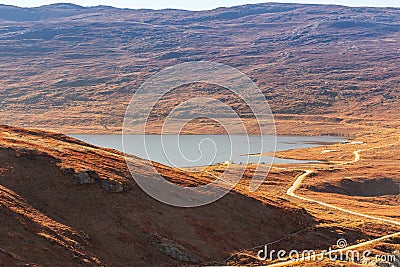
[273,142,400,266]
[225,141,400,266]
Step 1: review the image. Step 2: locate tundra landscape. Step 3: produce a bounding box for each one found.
[0,2,399,267]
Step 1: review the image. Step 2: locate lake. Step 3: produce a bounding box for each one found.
[70,135,345,168]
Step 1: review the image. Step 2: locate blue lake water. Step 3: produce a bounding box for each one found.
[71,135,345,168]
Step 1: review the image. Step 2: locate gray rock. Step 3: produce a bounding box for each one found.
[72,170,123,193]
[73,170,96,184]
[150,233,200,263]
[99,179,123,193]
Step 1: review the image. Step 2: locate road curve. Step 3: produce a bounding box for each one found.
[275,142,400,266]
[224,141,400,266]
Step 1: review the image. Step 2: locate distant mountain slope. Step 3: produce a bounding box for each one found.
[0,125,313,265]
[0,3,399,134]
[0,3,114,21]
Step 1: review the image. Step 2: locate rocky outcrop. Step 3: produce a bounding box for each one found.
[99,179,123,193]
[73,170,97,184]
[150,233,200,263]
[72,169,123,192]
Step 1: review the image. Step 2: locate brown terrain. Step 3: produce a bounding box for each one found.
[0,2,399,267]
[1,125,399,266]
[0,3,399,135]
[224,129,400,266]
[0,125,315,266]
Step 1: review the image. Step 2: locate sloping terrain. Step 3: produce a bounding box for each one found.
[308,177,400,197]
[0,125,314,266]
[0,3,399,134]
[1,125,396,266]
[1,3,400,266]
[212,130,400,266]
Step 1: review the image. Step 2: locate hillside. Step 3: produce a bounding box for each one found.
[1,3,400,266]
[0,3,399,135]
[0,125,314,266]
[1,127,399,266]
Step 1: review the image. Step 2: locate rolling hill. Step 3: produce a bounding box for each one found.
[0,3,399,135]
[0,124,315,266]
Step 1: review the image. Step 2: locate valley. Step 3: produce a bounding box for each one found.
[0,2,399,266]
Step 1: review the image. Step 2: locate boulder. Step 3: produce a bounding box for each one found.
[72,170,123,192]
[99,179,123,193]
[73,170,97,184]
[150,233,200,263]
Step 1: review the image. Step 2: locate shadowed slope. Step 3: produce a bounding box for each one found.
[0,125,314,266]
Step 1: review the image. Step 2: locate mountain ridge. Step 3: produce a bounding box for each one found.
[0,2,399,135]
[1,2,399,22]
